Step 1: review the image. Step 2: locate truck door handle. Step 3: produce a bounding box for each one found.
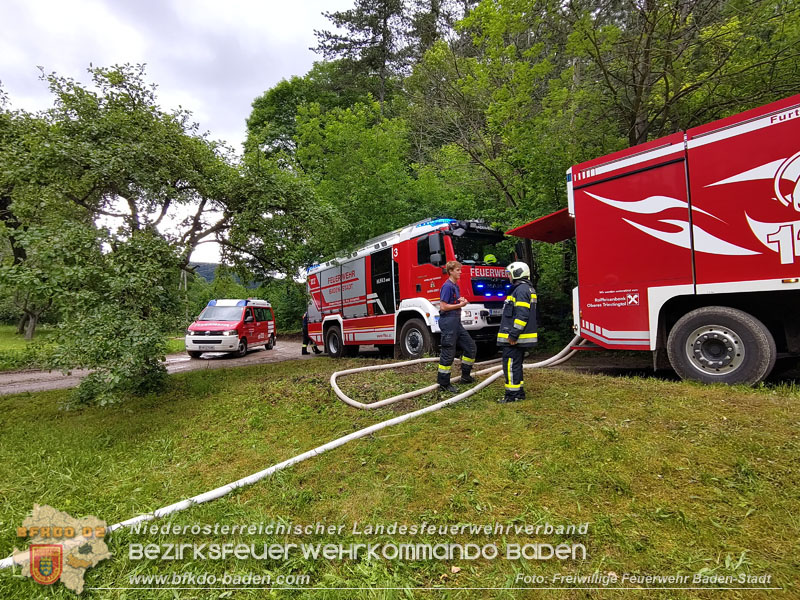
[416,284,421,292]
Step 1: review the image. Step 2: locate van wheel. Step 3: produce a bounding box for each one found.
[187,351,203,359]
[325,326,344,358]
[265,334,275,350]
[399,318,432,359]
[667,306,776,385]
[234,338,248,358]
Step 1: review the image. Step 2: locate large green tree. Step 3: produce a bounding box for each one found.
[0,66,243,403]
[313,0,406,107]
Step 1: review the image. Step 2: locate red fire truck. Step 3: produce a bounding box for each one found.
[306,219,512,358]
[510,93,800,385]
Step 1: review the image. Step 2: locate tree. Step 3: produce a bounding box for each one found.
[0,65,242,403]
[245,60,374,158]
[566,0,800,145]
[313,0,406,107]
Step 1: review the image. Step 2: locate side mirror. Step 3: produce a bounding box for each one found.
[245,314,254,323]
[430,252,443,266]
[429,233,442,253]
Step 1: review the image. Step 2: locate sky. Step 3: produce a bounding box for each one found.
[0,0,352,262]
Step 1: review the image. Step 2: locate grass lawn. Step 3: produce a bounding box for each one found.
[0,324,56,352]
[0,357,797,598]
[0,326,185,371]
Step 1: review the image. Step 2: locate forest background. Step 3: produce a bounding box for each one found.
[1,0,798,405]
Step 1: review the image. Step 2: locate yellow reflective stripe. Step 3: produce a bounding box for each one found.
[505,383,522,389]
[513,319,526,328]
[461,356,475,364]
[516,301,531,308]
[497,332,509,339]
[506,296,515,303]
[519,333,538,339]
[438,365,451,372]
[531,294,537,300]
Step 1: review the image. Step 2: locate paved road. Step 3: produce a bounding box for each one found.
[0,340,315,396]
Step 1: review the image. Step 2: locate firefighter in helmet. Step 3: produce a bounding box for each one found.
[497,261,537,402]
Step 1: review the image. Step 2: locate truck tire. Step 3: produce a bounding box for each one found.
[234,338,248,358]
[325,325,345,358]
[187,351,203,359]
[399,318,432,359]
[265,334,275,350]
[666,306,776,385]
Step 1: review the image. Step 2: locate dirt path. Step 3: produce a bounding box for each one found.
[4,343,795,396]
[0,340,314,396]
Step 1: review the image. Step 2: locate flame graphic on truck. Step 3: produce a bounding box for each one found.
[584,191,758,256]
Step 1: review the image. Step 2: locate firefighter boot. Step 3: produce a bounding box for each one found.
[302,346,310,355]
[437,372,458,394]
[313,345,322,354]
[460,371,475,385]
[499,392,521,403]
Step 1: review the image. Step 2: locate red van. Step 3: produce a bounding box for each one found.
[185,299,276,358]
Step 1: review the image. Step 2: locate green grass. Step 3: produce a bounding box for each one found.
[0,358,797,598]
[0,325,56,351]
[0,327,185,371]
[0,325,56,372]
[165,337,185,354]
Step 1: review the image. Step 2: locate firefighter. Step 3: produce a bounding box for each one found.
[301,312,322,355]
[437,260,477,393]
[497,261,537,402]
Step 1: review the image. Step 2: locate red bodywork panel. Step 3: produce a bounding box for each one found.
[510,94,800,350]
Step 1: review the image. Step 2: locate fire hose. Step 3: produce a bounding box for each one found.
[0,335,581,570]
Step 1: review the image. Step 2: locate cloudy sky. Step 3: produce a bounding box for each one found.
[0,0,352,261]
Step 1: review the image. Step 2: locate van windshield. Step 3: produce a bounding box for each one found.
[197,306,244,321]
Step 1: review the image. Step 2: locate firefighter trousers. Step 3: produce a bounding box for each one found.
[437,319,477,386]
[502,345,526,400]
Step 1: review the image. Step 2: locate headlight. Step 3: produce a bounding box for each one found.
[186,329,194,335]
[222,330,238,336]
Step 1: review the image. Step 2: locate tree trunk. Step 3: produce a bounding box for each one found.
[24,311,38,341]
[16,313,28,335]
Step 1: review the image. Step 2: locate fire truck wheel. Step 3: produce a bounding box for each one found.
[187,351,203,359]
[399,318,432,359]
[325,325,345,358]
[265,334,275,350]
[234,338,248,358]
[667,306,776,385]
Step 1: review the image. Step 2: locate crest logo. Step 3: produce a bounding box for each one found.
[30,544,63,585]
[774,151,800,211]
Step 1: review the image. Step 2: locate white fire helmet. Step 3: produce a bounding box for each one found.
[506,261,530,280]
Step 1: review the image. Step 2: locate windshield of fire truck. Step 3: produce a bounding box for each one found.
[197,306,245,321]
[451,234,513,265]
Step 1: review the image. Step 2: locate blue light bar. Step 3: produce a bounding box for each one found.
[476,284,484,288]
[236,300,247,306]
[416,218,455,228]
[207,300,217,306]
[484,293,492,298]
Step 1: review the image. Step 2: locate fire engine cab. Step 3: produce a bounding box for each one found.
[306,219,512,359]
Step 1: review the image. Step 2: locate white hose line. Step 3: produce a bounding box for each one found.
[332,336,583,410]
[0,335,582,570]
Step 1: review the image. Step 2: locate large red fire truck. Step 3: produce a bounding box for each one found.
[306,219,512,358]
[510,93,800,385]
